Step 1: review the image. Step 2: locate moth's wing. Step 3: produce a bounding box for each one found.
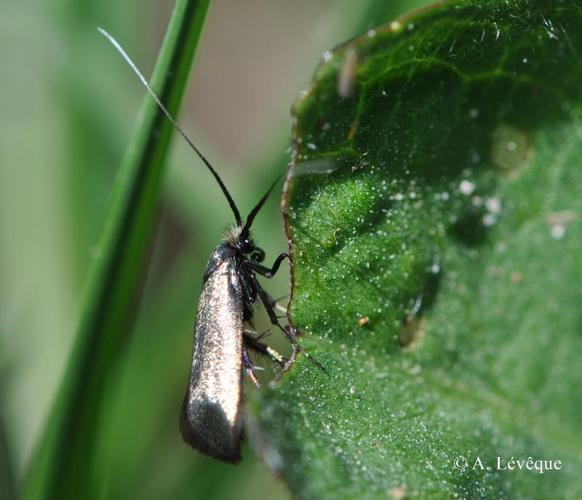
[180,252,244,463]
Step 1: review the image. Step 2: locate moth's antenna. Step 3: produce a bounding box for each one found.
[242,176,280,235]
[97,27,243,226]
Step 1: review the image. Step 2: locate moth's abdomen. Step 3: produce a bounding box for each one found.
[180,249,244,463]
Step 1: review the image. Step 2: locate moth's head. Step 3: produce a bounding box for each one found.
[224,225,265,262]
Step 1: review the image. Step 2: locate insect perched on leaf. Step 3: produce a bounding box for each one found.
[98,27,319,464]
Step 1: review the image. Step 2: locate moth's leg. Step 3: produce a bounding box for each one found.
[269,294,289,314]
[246,255,289,313]
[259,292,287,316]
[250,274,325,371]
[408,293,423,318]
[256,292,288,317]
[244,332,286,367]
[247,252,288,278]
[250,273,287,327]
[245,327,271,341]
[242,347,260,387]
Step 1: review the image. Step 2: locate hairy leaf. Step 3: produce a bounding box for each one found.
[254,1,582,497]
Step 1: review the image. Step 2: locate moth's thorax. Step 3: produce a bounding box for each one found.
[202,243,239,284]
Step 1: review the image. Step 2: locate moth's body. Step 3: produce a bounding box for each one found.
[180,245,245,463]
[180,234,290,463]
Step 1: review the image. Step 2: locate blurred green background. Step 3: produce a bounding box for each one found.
[0,0,429,498]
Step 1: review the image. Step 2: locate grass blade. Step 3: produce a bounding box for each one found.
[21,1,212,498]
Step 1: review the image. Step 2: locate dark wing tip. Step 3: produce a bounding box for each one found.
[179,393,243,464]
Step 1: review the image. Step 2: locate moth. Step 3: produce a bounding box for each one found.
[99,27,314,464]
[179,193,292,463]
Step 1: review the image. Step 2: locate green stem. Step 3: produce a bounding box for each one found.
[21,1,212,498]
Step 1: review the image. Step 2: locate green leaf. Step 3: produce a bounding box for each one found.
[255,0,582,497]
[21,1,212,499]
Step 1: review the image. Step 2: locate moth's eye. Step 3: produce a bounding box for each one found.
[250,248,265,263]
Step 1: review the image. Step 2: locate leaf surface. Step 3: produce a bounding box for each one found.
[255,1,582,497]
